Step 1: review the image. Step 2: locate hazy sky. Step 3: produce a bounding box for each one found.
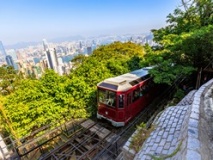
[0,0,181,45]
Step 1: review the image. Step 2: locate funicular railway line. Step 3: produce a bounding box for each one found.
[40,119,117,160]
[9,118,119,160]
[7,74,183,160]
[6,83,178,160]
[12,119,86,160]
[35,83,177,160]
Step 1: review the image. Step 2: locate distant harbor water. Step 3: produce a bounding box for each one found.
[62,55,74,63]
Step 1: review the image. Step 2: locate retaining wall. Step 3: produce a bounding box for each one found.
[122,78,213,160]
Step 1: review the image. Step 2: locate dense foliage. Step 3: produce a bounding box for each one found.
[69,42,145,114]
[147,0,213,84]
[1,42,145,138]
[0,65,22,95]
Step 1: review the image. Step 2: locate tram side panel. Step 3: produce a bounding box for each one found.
[123,79,152,124]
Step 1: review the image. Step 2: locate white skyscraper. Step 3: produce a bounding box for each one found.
[42,39,49,51]
[42,39,61,74]
[57,57,65,75]
[45,48,59,72]
[0,41,6,57]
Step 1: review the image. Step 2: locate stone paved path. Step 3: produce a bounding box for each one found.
[134,105,189,160]
[134,90,197,160]
[176,90,196,106]
[131,81,213,160]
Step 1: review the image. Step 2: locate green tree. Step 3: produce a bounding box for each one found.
[69,42,145,114]
[2,42,146,138]
[149,0,213,85]
[71,54,88,69]
[0,65,22,95]
[2,69,91,138]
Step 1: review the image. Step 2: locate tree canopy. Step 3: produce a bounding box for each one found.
[148,0,213,84]
[0,65,23,95]
[69,41,145,114]
[1,42,145,138]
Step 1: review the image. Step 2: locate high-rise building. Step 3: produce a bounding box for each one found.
[16,51,23,61]
[45,48,59,72]
[87,46,92,55]
[46,50,53,69]
[6,49,18,70]
[79,41,82,49]
[57,57,65,75]
[39,59,48,73]
[5,55,15,68]
[0,41,6,57]
[42,39,49,51]
[43,39,59,73]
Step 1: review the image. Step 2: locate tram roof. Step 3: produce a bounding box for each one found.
[98,67,153,91]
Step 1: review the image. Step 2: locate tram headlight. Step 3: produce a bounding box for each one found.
[105,111,108,115]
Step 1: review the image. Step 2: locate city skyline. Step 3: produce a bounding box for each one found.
[0,0,181,45]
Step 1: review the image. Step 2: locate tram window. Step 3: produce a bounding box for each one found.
[139,87,143,97]
[149,81,154,88]
[119,94,124,108]
[142,81,154,94]
[108,91,116,107]
[98,89,106,103]
[133,88,140,102]
[141,86,147,94]
[127,93,132,106]
[98,89,116,107]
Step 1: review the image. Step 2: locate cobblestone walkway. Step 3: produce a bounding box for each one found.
[134,91,197,160]
[176,90,196,106]
[134,105,189,160]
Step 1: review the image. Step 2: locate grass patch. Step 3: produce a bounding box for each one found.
[129,123,155,152]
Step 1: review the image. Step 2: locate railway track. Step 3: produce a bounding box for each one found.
[7,118,119,160]
[40,119,117,160]
[39,85,175,160]
[6,82,177,160]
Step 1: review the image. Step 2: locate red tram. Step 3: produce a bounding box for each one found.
[97,67,157,127]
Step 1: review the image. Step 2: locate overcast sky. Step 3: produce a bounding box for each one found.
[0,0,181,45]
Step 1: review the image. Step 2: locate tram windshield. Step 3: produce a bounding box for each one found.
[98,89,116,107]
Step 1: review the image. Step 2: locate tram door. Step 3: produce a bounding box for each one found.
[125,93,132,121]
